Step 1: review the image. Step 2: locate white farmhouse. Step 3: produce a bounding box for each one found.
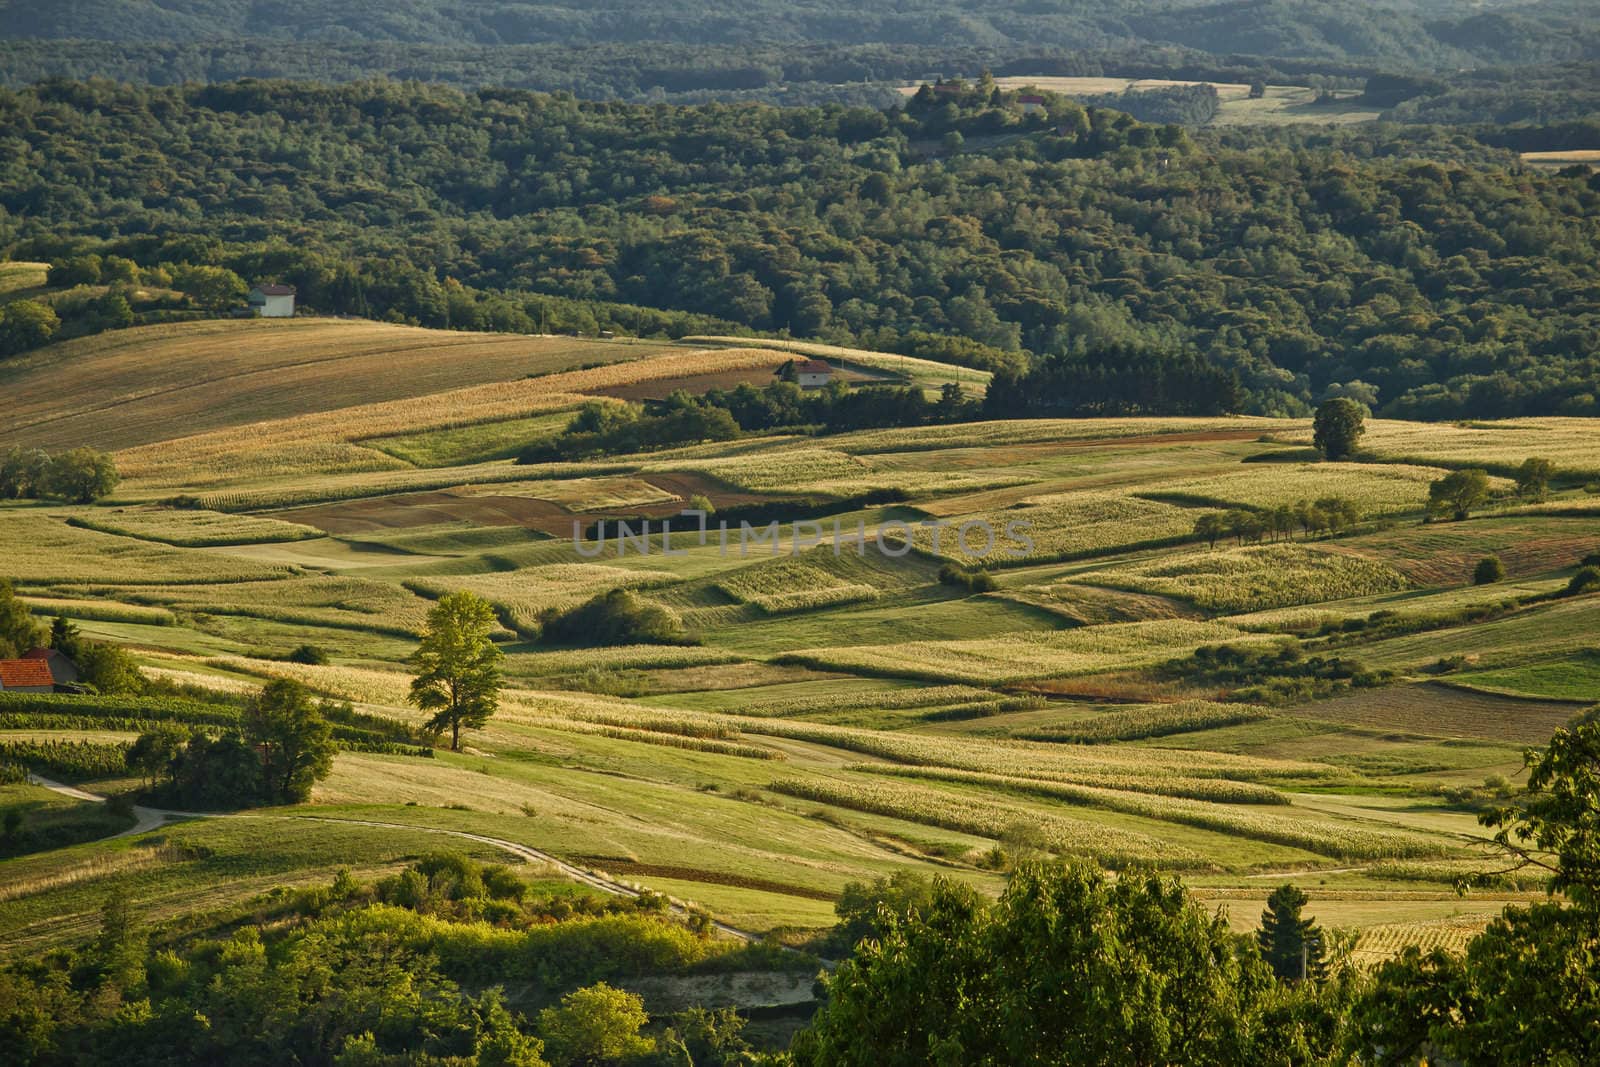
[795,359,833,388]
[248,284,297,318]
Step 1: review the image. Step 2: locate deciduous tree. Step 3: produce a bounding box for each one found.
[409,591,503,751]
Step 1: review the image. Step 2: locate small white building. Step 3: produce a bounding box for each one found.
[1017,94,1046,115]
[795,359,833,388]
[248,284,296,318]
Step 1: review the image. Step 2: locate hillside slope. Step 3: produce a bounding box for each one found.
[0,319,670,451]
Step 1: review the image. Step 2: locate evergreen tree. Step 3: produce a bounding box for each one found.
[1257,883,1327,981]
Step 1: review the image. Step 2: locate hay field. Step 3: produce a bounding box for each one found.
[0,319,667,452]
[1091,544,1409,613]
[1139,462,1493,515]
[783,619,1278,684]
[64,506,322,546]
[1281,418,1600,478]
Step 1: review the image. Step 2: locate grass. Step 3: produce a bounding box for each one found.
[1279,418,1600,479]
[1138,462,1497,516]
[0,318,663,453]
[407,564,682,634]
[1451,652,1600,703]
[0,511,292,586]
[1090,544,1409,613]
[781,619,1281,685]
[0,261,49,296]
[909,489,1197,566]
[767,775,1212,870]
[716,554,881,614]
[64,506,323,546]
[363,410,579,466]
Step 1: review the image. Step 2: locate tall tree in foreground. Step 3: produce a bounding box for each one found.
[791,862,1358,1066]
[1258,884,1328,981]
[1354,714,1600,1065]
[410,591,503,751]
[1312,398,1366,461]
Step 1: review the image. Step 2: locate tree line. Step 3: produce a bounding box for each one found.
[3,78,1599,418]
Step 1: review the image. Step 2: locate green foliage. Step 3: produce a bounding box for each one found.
[1472,555,1505,585]
[1312,398,1366,461]
[75,641,146,694]
[540,589,689,648]
[43,447,119,502]
[286,643,328,665]
[1514,457,1555,500]
[1565,565,1600,596]
[3,80,1599,417]
[536,982,653,1066]
[937,563,998,593]
[792,862,1356,1065]
[1427,468,1493,520]
[1257,884,1328,982]
[1355,716,1600,1064]
[0,738,129,781]
[0,298,59,356]
[0,577,41,659]
[831,870,936,954]
[173,264,247,310]
[0,447,51,499]
[409,591,504,751]
[243,679,336,804]
[1164,642,1393,704]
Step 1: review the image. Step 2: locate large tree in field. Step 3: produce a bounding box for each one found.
[244,678,336,803]
[410,591,503,751]
[1257,883,1327,981]
[1355,714,1600,1065]
[1427,468,1492,520]
[1312,398,1366,461]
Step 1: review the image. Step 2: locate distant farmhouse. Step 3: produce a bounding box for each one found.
[796,359,834,387]
[0,657,55,693]
[1017,93,1047,115]
[248,283,296,318]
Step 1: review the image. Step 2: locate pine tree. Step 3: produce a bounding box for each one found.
[1256,883,1327,981]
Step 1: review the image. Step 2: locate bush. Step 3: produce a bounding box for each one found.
[1473,556,1505,585]
[1565,566,1600,597]
[539,589,691,647]
[286,644,329,665]
[938,563,998,593]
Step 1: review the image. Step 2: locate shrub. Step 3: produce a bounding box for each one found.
[1473,556,1505,585]
[1565,566,1600,596]
[286,644,329,665]
[540,588,690,646]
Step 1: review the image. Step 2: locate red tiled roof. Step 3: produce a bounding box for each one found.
[21,647,51,660]
[0,659,54,688]
[1018,94,1046,104]
[795,360,832,373]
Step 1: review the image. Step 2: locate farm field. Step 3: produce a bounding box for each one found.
[1,322,1595,974]
[898,77,1381,127]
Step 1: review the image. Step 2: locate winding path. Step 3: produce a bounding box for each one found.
[24,774,760,943]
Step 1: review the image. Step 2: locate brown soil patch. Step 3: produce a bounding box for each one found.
[1288,682,1578,744]
[570,858,836,901]
[587,360,889,401]
[276,472,783,536]
[1325,520,1599,586]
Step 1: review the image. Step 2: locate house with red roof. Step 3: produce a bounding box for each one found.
[0,657,56,693]
[1017,93,1047,115]
[248,283,297,318]
[23,647,79,686]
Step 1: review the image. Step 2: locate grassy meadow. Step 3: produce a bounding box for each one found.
[1,319,1595,963]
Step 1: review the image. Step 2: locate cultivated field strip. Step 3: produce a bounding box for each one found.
[767,776,1213,870]
[855,765,1453,860]
[1089,544,1410,613]
[781,619,1282,684]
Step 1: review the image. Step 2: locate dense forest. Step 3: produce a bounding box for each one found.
[5,0,1598,68]
[3,78,1599,417]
